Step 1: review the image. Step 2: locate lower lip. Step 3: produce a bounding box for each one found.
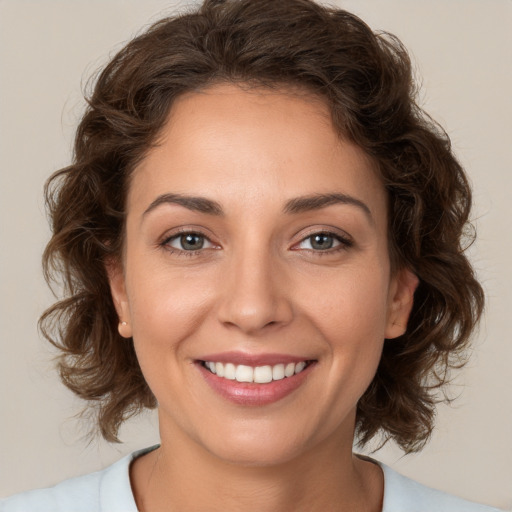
[197,362,315,406]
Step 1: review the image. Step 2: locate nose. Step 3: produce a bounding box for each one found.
[216,245,294,335]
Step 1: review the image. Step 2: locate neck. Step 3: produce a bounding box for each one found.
[131,425,383,512]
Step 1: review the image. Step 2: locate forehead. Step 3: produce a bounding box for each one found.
[129,83,386,222]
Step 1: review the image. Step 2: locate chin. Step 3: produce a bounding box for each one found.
[194,417,331,469]
[210,438,307,468]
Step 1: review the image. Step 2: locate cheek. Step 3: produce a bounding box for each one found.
[298,265,390,385]
[125,270,219,411]
[125,260,215,360]
[300,264,391,339]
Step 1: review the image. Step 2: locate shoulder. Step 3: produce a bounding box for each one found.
[1,469,104,512]
[0,446,157,512]
[379,461,503,512]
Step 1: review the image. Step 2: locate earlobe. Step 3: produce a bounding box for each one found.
[105,257,133,338]
[385,268,419,339]
[118,320,132,339]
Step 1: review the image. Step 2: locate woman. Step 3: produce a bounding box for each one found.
[1,0,502,510]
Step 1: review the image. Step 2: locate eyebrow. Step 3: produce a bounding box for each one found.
[143,193,224,217]
[283,193,373,222]
[143,191,372,221]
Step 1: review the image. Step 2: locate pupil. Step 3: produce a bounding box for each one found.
[311,234,333,250]
[181,234,204,250]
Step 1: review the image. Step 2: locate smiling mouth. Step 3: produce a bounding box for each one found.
[200,360,314,384]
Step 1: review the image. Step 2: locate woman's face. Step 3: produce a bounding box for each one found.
[110,83,417,466]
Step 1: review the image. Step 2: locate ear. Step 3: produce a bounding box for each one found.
[385,268,419,339]
[105,257,133,338]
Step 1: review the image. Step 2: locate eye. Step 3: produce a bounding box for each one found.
[295,231,353,252]
[163,232,215,252]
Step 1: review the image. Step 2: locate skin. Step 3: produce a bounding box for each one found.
[109,83,418,512]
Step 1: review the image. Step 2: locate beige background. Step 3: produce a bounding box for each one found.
[0,0,511,508]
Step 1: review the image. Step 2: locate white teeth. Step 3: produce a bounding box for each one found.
[224,363,236,380]
[284,362,295,378]
[215,362,225,377]
[253,365,273,384]
[295,361,306,374]
[272,364,285,381]
[235,364,253,382]
[203,360,309,383]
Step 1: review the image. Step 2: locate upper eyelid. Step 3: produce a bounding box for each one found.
[161,227,214,244]
[160,231,217,255]
[293,226,353,244]
[166,232,213,243]
[292,232,352,250]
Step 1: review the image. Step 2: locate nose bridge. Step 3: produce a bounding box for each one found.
[216,234,293,334]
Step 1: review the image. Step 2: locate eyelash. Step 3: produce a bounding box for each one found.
[160,229,215,257]
[294,230,353,255]
[159,229,353,257]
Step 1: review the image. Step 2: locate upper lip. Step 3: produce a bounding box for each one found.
[197,351,314,366]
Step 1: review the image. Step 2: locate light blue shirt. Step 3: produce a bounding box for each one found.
[1,446,502,511]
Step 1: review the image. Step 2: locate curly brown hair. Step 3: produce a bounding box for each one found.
[40,0,484,452]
